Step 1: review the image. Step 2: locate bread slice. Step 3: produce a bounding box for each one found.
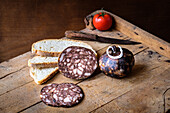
[28,56,58,68]
[30,67,58,85]
[32,39,97,57]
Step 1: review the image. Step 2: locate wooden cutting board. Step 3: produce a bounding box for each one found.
[0,10,170,113]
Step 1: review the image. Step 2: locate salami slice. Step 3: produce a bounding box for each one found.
[40,83,84,107]
[58,46,98,80]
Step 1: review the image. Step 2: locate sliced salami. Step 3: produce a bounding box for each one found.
[40,83,84,107]
[58,46,98,80]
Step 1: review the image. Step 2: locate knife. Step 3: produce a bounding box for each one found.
[65,30,141,45]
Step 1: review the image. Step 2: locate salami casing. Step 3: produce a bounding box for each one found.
[99,46,135,78]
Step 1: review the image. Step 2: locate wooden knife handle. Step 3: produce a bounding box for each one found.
[65,30,97,40]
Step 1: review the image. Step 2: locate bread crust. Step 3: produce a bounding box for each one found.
[32,48,60,57]
[32,39,97,57]
[28,60,58,68]
[30,67,58,85]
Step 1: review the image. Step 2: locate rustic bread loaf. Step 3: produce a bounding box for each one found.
[30,67,58,85]
[28,56,58,68]
[32,39,97,57]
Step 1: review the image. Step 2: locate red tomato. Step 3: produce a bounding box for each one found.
[93,12,112,31]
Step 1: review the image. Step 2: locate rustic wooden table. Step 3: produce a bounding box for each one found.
[0,10,170,113]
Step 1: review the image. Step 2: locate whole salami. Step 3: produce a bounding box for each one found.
[58,46,98,80]
[40,83,84,107]
[99,45,135,78]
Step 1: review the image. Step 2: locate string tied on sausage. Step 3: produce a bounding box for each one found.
[106,45,123,59]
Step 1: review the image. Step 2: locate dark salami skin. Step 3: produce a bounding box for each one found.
[58,46,97,80]
[40,83,84,107]
[99,48,135,78]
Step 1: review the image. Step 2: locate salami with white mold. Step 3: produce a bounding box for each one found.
[40,83,84,107]
[58,46,97,80]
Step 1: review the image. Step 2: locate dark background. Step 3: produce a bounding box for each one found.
[0,0,170,62]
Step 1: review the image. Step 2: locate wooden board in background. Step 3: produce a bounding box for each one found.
[0,0,170,62]
[0,11,170,113]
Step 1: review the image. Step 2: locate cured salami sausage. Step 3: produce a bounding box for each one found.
[58,46,97,80]
[40,83,84,107]
[99,45,135,78]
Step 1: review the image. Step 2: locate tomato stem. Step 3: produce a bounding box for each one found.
[100,8,105,19]
[101,12,105,19]
[101,7,105,18]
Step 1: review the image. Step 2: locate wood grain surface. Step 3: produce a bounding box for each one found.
[0,0,170,62]
[87,10,170,58]
[0,27,169,113]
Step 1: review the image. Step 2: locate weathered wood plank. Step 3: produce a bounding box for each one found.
[1,27,169,113]
[92,68,170,113]
[0,40,146,113]
[0,9,169,113]
[0,67,32,96]
[0,42,104,96]
[0,29,125,78]
[20,47,149,113]
[0,29,129,96]
[0,73,80,113]
[87,10,170,59]
[21,49,170,113]
[0,38,146,96]
[0,52,32,78]
[115,16,170,59]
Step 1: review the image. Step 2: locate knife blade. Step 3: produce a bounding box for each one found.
[65,30,141,45]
